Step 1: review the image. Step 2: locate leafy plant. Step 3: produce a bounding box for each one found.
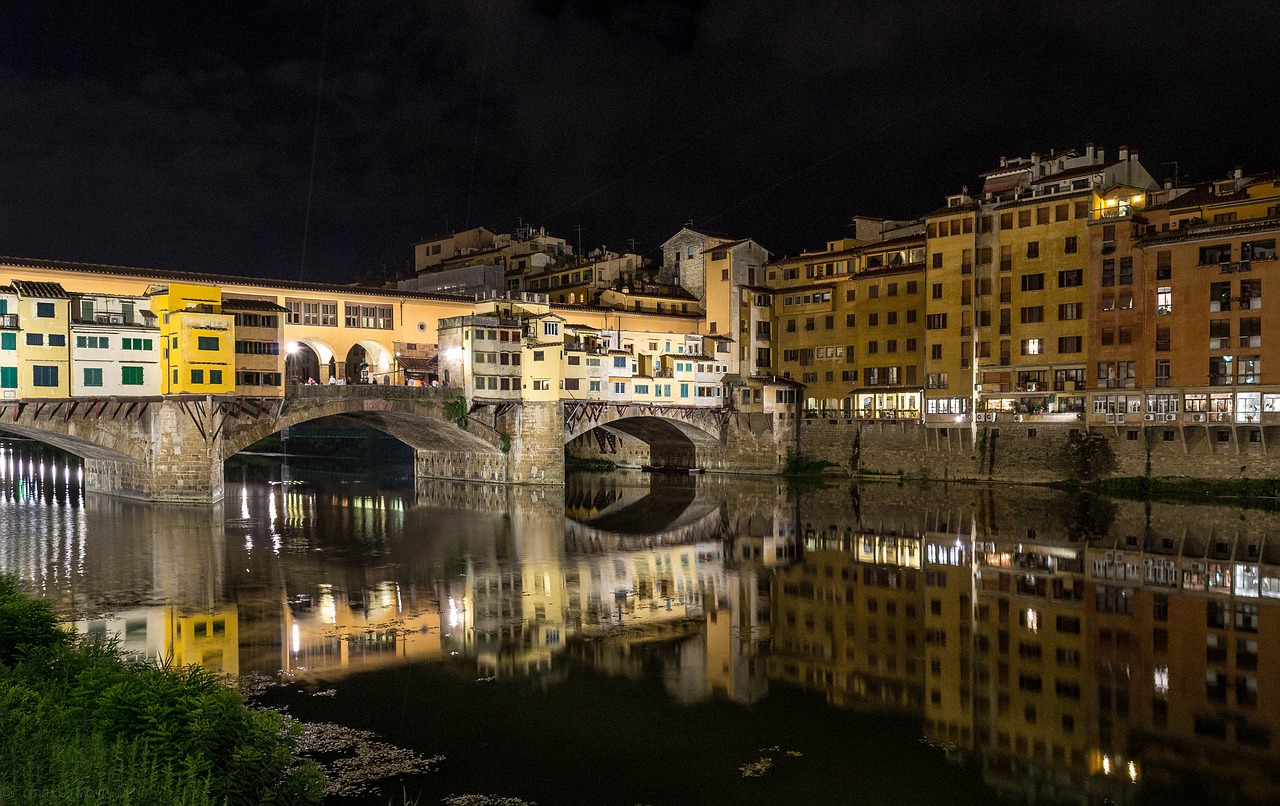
[1060,429,1117,484]
[0,575,69,666]
[783,450,836,475]
[443,395,469,428]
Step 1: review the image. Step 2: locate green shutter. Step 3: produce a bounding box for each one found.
[1,333,14,351]
[122,366,143,385]
[0,366,15,388]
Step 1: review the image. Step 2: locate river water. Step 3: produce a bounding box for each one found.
[2,438,1278,806]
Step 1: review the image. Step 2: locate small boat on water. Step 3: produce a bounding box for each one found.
[641,464,704,474]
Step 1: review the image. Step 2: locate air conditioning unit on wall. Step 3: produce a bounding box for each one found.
[1190,413,1206,423]
[1143,413,1156,421]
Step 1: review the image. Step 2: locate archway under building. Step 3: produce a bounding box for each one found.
[345,340,394,385]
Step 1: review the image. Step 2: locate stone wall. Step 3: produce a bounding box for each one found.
[800,419,1280,484]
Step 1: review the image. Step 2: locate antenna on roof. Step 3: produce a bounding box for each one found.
[627,238,639,254]
[1161,162,1181,188]
[574,224,583,257]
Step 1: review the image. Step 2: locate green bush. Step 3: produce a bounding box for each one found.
[0,576,324,806]
[0,575,69,665]
[783,450,836,475]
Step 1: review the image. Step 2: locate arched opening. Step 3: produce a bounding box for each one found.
[285,338,337,385]
[345,340,394,385]
[567,416,720,470]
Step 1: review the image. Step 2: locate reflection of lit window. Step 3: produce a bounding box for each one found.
[1153,665,1169,694]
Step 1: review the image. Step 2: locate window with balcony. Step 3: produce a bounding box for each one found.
[1240,317,1261,348]
[1156,287,1172,316]
[1211,281,1233,312]
[1201,244,1232,265]
[1209,356,1233,386]
[1242,239,1276,261]
[1241,279,1262,309]
[1238,355,1261,384]
[1210,319,1231,350]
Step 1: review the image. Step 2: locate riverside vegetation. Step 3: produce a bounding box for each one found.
[0,575,324,806]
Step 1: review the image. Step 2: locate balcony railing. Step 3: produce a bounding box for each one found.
[0,314,18,329]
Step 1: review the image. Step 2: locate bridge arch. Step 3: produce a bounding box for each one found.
[220,389,503,461]
[564,402,730,470]
[0,421,138,463]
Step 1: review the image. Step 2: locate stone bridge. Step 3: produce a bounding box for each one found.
[563,400,787,473]
[0,389,789,503]
[0,387,561,503]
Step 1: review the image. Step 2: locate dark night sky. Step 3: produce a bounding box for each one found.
[2,1,1278,284]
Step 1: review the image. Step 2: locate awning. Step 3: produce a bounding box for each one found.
[397,355,437,373]
[982,171,1028,195]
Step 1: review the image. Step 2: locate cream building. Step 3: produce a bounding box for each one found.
[68,292,161,397]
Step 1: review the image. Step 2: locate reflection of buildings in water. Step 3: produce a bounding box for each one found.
[72,604,240,676]
[769,529,927,711]
[281,581,444,680]
[768,484,1280,805]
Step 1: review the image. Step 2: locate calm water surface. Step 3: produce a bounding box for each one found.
[2,438,1278,805]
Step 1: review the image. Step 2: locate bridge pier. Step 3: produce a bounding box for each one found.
[0,390,566,505]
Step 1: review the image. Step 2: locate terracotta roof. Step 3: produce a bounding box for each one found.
[864,232,925,250]
[397,355,437,372]
[222,297,288,312]
[10,280,69,299]
[1143,185,1245,212]
[924,200,981,218]
[0,255,474,304]
[1138,217,1280,247]
[1029,160,1120,185]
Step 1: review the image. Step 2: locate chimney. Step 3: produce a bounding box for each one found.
[1086,142,1095,160]
[1164,179,1173,190]
[1031,151,1041,165]
[1118,145,1129,161]
[1235,166,1244,179]
[1097,148,1105,162]
[1000,156,1007,168]
[1130,150,1139,163]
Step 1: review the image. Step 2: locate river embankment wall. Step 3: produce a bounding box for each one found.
[798,419,1279,483]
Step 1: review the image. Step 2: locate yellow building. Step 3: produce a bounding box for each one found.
[146,282,235,395]
[923,196,981,421]
[971,146,1156,421]
[224,297,286,396]
[849,234,926,419]
[702,238,771,378]
[11,280,72,399]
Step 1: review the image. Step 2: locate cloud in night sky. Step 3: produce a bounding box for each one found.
[1,1,1278,283]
